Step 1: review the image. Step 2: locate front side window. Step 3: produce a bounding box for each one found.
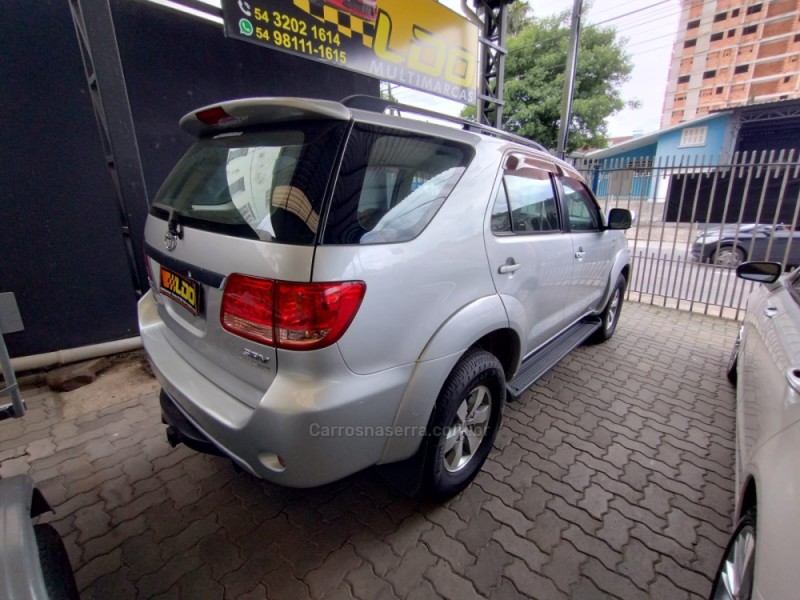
[561,178,601,231]
[324,124,473,244]
[152,121,347,244]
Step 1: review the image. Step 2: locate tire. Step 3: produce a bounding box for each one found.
[726,337,740,386]
[709,509,757,600]
[713,245,746,268]
[421,349,506,502]
[34,524,80,600]
[587,274,626,344]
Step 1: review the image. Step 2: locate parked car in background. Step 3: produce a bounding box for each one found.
[138,95,632,501]
[711,261,800,600]
[692,223,800,268]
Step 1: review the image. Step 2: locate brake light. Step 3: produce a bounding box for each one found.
[220,274,366,350]
[195,106,235,125]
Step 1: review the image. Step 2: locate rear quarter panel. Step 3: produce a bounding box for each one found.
[313,145,503,375]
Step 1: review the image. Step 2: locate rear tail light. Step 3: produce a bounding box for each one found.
[195,106,237,126]
[220,274,366,350]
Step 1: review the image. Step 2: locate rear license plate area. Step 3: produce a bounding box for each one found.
[159,266,201,316]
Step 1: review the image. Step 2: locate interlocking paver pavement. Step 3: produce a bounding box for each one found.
[0,302,738,599]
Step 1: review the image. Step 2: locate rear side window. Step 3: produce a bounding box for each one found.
[151,121,347,244]
[323,124,473,244]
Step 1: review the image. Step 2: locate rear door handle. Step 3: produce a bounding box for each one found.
[764,306,778,318]
[498,260,521,274]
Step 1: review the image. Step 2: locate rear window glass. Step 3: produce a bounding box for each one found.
[323,124,473,244]
[151,121,347,244]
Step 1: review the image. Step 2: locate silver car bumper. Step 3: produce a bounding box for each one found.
[0,476,52,600]
[139,291,417,487]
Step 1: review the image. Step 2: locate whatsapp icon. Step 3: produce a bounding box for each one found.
[239,18,254,36]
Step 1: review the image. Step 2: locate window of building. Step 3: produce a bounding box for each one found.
[680,127,708,147]
[716,86,724,94]
[723,48,734,56]
[675,94,687,101]
[728,29,736,37]
[703,70,717,79]
[743,25,758,35]
[731,8,740,17]
[735,64,750,74]
[710,32,724,41]
[684,38,698,48]
[687,19,701,29]
[746,4,762,15]
[672,110,685,120]
[677,74,691,84]
[786,76,793,83]
[795,34,800,42]
[714,11,727,22]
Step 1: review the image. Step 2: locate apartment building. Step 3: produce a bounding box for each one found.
[662,0,800,127]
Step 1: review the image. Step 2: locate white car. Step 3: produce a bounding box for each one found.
[711,261,800,600]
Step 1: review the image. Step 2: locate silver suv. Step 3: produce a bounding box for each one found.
[139,96,632,500]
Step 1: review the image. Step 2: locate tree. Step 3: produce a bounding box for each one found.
[466,4,634,151]
[506,0,532,35]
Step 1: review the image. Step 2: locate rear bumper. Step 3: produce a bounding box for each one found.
[139,290,419,487]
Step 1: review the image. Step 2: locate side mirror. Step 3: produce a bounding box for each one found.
[606,208,633,230]
[736,261,782,284]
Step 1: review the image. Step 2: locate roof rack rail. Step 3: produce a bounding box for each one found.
[341,95,549,154]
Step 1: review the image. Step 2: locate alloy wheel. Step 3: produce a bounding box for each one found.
[605,288,621,332]
[442,385,492,473]
[714,523,756,600]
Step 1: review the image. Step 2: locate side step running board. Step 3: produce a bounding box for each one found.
[507,318,602,399]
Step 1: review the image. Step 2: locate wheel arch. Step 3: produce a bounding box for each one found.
[738,475,758,520]
[469,328,521,381]
[380,296,518,464]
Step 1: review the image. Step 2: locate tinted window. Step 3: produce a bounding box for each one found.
[504,173,560,233]
[561,178,601,231]
[324,124,472,244]
[152,121,347,244]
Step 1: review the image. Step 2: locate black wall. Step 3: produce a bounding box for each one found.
[0,0,377,358]
[1,0,140,357]
[665,169,800,224]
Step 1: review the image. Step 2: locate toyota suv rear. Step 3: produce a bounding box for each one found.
[139,96,632,500]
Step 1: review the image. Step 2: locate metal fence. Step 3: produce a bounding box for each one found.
[571,150,800,320]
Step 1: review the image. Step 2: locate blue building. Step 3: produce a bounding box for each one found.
[581,112,734,200]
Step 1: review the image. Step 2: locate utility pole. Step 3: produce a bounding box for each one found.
[557,0,583,158]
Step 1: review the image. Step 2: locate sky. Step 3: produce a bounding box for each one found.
[390,0,681,138]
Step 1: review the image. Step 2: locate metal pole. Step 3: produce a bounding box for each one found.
[0,331,25,419]
[557,0,583,158]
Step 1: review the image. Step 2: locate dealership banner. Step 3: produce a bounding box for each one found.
[221,0,479,105]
